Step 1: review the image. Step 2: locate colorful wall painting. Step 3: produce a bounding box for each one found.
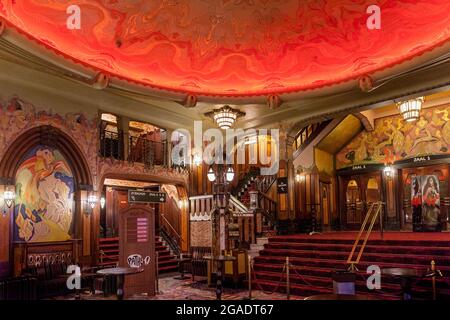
[421,175,440,231]
[14,145,75,242]
[336,105,450,169]
[411,176,422,232]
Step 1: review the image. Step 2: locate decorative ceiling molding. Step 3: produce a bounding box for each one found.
[0,0,449,99]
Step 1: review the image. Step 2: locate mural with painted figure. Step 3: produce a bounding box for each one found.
[14,145,75,242]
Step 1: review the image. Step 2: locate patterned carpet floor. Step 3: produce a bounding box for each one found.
[52,272,300,300]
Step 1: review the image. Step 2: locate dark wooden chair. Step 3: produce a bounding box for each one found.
[180,247,211,282]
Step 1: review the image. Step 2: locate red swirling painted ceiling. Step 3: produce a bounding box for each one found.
[0,0,449,97]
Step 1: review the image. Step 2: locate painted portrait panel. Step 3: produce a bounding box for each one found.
[14,145,75,242]
[410,176,422,232]
[421,175,440,231]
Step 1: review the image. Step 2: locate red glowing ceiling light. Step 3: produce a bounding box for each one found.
[0,0,449,97]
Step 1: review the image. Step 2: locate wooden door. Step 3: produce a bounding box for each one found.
[344,177,364,227]
[119,205,156,298]
[320,182,331,230]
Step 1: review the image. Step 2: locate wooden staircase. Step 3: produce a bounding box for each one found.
[98,237,178,273]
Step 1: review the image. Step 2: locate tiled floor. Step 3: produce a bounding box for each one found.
[54,272,301,300]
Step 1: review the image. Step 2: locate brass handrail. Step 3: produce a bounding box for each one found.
[347,201,383,271]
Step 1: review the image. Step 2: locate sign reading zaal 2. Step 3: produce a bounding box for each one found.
[128,190,167,203]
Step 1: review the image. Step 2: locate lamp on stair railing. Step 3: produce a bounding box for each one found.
[208,152,235,259]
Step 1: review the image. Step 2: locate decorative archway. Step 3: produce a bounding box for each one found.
[0,125,93,275]
[0,125,92,188]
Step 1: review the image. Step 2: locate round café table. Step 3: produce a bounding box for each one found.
[381,268,424,300]
[305,294,373,300]
[97,267,144,300]
[203,255,236,300]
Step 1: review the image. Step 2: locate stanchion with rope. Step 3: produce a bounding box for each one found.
[286,257,290,300]
[427,260,443,300]
[155,252,160,294]
[244,255,255,300]
[289,263,333,289]
[250,259,287,295]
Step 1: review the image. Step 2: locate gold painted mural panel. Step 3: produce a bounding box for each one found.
[336,105,450,169]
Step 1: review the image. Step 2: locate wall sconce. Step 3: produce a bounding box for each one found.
[2,188,15,217]
[193,153,202,166]
[384,165,394,179]
[4,189,15,208]
[100,196,106,209]
[86,194,98,214]
[178,199,188,209]
[296,173,305,182]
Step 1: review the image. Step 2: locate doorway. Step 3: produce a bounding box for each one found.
[339,172,383,230]
[320,182,331,230]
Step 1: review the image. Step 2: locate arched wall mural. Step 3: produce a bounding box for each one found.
[14,145,75,242]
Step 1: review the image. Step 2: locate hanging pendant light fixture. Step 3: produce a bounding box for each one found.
[397,97,424,122]
[205,105,245,130]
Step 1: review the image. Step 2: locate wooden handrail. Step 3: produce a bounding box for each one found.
[189,195,214,200]
[347,201,383,271]
[160,213,182,242]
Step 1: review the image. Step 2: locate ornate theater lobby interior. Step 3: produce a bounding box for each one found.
[0,0,449,305]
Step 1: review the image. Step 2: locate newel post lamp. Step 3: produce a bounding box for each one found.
[207,156,235,256]
[207,161,235,208]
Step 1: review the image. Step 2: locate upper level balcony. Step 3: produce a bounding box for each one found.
[99,114,169,167]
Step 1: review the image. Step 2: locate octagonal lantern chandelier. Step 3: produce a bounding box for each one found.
[397,97,425,122]
[205,106,246,130]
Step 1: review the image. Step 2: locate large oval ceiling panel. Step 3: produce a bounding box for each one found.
[0,0,449,97]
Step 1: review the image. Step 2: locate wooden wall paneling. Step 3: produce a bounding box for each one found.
[81,190,91,257]
[0,185,11,277]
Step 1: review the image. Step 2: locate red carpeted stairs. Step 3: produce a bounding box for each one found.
[252,232,450,300]
[98,237,178,273]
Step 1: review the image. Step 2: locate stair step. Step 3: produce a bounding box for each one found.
[253,233,450,300]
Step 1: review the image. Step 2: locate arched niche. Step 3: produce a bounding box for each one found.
[0,125,92,188]
[0,126,93,274]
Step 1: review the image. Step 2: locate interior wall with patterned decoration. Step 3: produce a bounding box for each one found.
[336,104,450,169]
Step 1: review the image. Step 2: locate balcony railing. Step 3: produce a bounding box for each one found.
[100,130,168,167]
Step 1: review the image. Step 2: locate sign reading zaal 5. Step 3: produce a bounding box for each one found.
[128,190,167,203]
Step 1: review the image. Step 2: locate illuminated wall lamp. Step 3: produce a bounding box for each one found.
[296,174,305,182]
[192,152,202,166]
[86,194,98,214]
[2,188,15,217]
[100,196,106,209]
[384,165,394,179]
